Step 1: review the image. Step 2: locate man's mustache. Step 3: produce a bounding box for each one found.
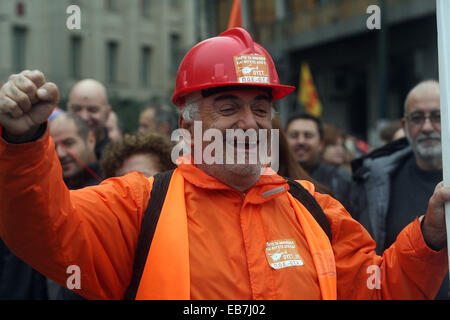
[293,144,310,152]
[59,157,74,166]
[416,132,441,144]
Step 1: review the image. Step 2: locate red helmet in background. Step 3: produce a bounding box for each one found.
[172,27,295,107]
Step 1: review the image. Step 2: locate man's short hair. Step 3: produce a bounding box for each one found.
[286,113,324,140]
[100,132,177,178]
[54,112,91,141]
[201,85,273,100]
[141,103,178,132]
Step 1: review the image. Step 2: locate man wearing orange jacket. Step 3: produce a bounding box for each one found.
[0,28,448,300]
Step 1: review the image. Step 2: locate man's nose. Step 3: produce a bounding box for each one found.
[236,106,259,130]
[421,117,435,132]
[296,133,306,144]
[55,143,67,158]
[77,109,90,122]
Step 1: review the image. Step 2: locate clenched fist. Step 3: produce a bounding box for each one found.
[0,70,59,140]
[422,182,449,251]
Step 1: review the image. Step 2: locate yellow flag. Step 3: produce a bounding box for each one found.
[298,62,322,117]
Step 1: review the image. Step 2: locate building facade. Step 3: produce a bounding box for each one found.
[0,0,440,143]
[0,0,199,114]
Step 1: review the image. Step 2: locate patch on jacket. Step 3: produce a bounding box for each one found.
[265,239,304,269]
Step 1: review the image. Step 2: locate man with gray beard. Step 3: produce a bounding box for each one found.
[352,80,447,299]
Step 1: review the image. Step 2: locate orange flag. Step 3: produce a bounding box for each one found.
[228,0,242,29]
[299,62,322,117]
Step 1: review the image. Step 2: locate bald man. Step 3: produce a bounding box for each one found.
[67,79,111,159]
[402,80,442,170]
[352,80,448,299]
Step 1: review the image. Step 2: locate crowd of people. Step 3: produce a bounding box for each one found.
[0,27,449,300]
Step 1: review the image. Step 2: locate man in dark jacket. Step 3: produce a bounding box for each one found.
[49,111,103,299]
[49,112,102,189]
[0,112,101,300]
[0,111,103,300]
[286,113,352,213]
[351,80,448,299]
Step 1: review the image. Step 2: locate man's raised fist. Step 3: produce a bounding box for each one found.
[0,70,60,139]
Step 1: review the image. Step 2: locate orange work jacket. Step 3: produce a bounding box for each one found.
[135,168,336,299]
[0,128,448,300]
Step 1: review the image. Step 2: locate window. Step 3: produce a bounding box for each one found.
[288,0,317,13]
[70,36,82,79]
[251,0,276,24]
[170,33,181,75]
[140,0,152,17]
[70,0,82,7]
[216,0,232,32]
[16,1,26,17]
[170,0,181,8]
[104,0,119,12]
[106,41,119,83]
[140,46,152,87]
[12,26,27,72]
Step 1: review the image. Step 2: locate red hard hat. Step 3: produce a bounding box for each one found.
[172,27,295,107]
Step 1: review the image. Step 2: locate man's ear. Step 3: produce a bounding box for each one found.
[159,121,170,135]
[106,104,112,118]
[178,114,196,149]
[67,101,73,112]
[318,139,325,153]
[179,114,193,134]
[401,117,407,133]
[87,130,96,153]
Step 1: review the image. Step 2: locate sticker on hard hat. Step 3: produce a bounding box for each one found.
[234,54,270,84]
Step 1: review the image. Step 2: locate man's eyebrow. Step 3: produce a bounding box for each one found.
[253,95,271,102]
[213,94,239,103]
[213,94,272,103]
[62,137,76,144]
[409,111,428,116]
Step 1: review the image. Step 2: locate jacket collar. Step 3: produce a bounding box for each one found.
[176,155,289,204]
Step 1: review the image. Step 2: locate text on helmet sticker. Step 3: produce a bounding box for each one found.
[234,54,270,84]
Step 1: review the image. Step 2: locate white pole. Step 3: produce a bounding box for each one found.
[436,0,450,275]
